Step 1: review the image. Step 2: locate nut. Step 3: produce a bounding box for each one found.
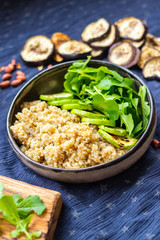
[16,70,25,76]
[16,75,26,81]
[4,66,12,73]
[11,79,23,87]
[11,59,16,66]
[152,139,160,149]
[47,64,53,69]
[8,63,14,72]
[0,80,10,88]
[2,73,11,81]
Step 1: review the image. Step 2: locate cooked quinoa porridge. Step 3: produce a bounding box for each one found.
[10,100,126,169]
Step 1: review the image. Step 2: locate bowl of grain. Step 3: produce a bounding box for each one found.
[7,59,156,183]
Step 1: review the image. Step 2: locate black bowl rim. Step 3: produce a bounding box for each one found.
[6,60,156,173]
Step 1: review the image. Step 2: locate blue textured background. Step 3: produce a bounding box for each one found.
[0,0,160,239]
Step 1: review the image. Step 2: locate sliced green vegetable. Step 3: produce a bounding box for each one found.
[70,109,108,119]
[81,118,115,127]
[40,92,73,101]
[98,129,137,149]
[98,129,119,147]
[48,99,80,106]
[99,125,127,136]
[62,103,93,111]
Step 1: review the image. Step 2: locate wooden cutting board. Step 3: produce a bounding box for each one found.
[0,175,62,240]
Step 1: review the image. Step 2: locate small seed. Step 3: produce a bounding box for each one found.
[8,63,14,71]
[16,75,26,81]
[11,79,22,87]
[0,80,10,88]
[11,59,16,66]
[4,66,12,73]
[2,73,11,81]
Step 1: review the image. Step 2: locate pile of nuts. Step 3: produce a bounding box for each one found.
[0,59,26,89]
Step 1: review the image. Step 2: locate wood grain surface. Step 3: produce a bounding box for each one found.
[0,175,62,240]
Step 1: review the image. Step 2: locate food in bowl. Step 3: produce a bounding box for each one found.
[10,57,150,169]
[10,101,126,168]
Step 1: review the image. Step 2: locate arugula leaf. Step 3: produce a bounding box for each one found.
[13,194,23,204]
[72,55,91,69]
[138,86,150,131]
[97,76,135,93]
[0,195,41,239]
[0,183,46,239]
[92,94,119,121]
[120,113,134,136]
[97,66,124,82]
[132,121,143,138]
[10,214,41,239]
[16,195,46,219]
[123,77,134,87]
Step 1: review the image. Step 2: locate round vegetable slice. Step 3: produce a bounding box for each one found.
[81,18,111,43]
[71,109,108,119]
[108,41,140,68]
[90,25,119,50]
[115,17,147,42]
[81,118,115,127]
[123,39,145,48]
[99,125,127,136]
[145,33,160,52]
[48,99,80,106]
[142,56,160,80]
[98,129,137,149]
[57,40,92,60]
[137,45,160,69]
[21,35,54,66]
[51,32,71,62]
[62,103,93,111]
[40,92,73,101]
[91,49,107,59]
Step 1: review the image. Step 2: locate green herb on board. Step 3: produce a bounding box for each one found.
[0,183,46,240]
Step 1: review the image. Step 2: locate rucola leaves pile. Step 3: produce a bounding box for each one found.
[0,182,46,240]
[64,56,150,138]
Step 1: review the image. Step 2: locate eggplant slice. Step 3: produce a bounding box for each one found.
[81,18,111,43]
[137,45,160,68]
[57,40,92,60]
[123,39,145,48]
[21,35,54,66]
[145,33,160,52]
[115,17,147,41]
[51,32,71,62]
[108,41,140,68]
[90,25,119,50]
[91,49,107,59]
[143,56,160,80]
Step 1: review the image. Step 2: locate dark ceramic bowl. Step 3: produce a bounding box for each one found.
[7,60,157,183]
